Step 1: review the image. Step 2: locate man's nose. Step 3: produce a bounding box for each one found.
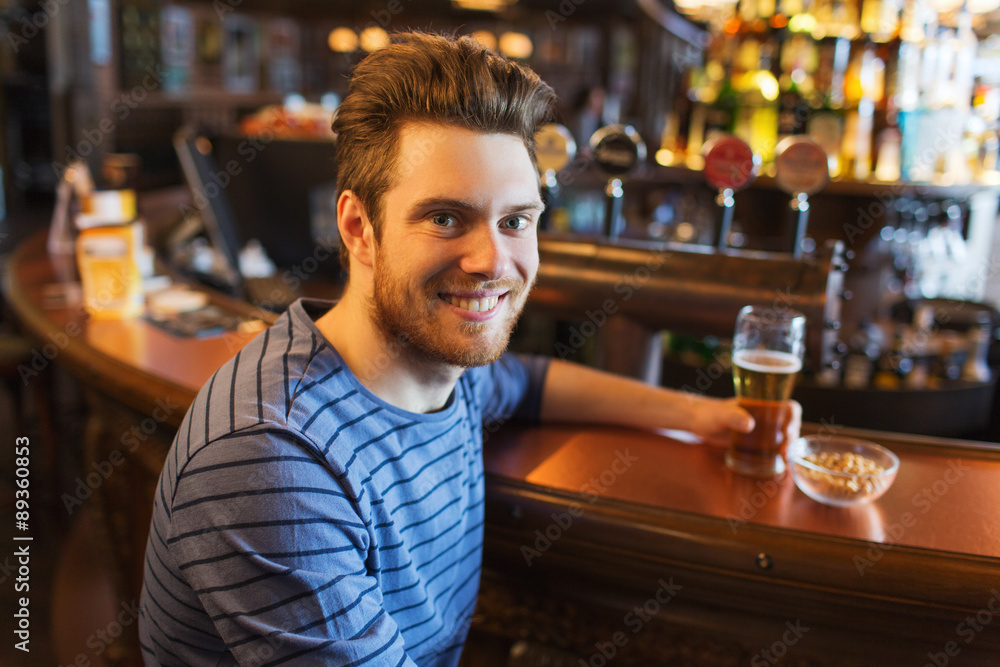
[458,225,509,280]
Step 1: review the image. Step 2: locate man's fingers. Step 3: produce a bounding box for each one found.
[730,401,755,433]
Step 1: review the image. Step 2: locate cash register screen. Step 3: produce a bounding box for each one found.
[209,134,340,278]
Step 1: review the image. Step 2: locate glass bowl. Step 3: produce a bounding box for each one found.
[787,436,900,507]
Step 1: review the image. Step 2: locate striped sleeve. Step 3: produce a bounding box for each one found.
[478,353,550,428]
[166,426,419,666]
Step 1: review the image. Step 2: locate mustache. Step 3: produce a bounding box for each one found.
[431,277,529,294]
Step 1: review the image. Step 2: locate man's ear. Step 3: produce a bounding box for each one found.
[337,190,375,269]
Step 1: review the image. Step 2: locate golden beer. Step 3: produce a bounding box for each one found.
[726,347,803,476]
[732,349,801,401]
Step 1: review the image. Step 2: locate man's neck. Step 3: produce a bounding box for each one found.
[315,291,463,414]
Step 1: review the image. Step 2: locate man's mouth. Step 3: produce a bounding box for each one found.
[440,293,502,313]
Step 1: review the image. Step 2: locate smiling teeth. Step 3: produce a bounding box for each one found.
[444,295,499,312]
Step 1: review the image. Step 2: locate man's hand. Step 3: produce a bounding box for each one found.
[688,397,803,448]
[685,396,755,447]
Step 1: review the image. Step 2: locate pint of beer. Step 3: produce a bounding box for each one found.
[725,306,805,476]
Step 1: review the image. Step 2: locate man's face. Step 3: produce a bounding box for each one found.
[370,122,542,368]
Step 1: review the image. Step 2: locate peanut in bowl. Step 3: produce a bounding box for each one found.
[787,436,900,507]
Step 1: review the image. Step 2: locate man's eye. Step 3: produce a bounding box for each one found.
[431,213,456,227]
[502,216,529,230]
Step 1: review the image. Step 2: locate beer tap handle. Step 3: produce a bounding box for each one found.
[716,187,735,250]
[774,136,828,260]
[589,124,645,242]
[604,178,625,240]
[792,193,811,259]
[702,135,757,252]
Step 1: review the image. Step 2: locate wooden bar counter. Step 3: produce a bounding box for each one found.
[5,231,1000,666]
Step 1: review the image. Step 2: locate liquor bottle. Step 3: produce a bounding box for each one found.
[809,38,849,177]
[840,43,863,179]
[706,64,740,141]
[872,324,912,390]
[777,41,812,143]
[896,0,925,182]
[861,0,900,44]
[903,304,934,389]
[933,330,963,385]
[735,39,780,164]
[688,36,740,156]
[842,319,880,389]
[961,312,993,383]
[943,10,978,185]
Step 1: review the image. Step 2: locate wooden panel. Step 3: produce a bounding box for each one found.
[481,424,1000,664]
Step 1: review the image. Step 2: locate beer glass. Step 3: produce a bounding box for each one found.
[725,305,805,476]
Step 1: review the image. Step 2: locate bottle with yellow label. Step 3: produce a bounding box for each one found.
[75,189,144,320]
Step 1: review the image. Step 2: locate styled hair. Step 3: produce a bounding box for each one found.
[332,31,556,272]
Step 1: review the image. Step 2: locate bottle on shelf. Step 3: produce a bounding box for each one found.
[903,303,934,389]
[686,35,740,159]
[932,330,964,385]
[850,43,883,180]
[809,37,850,177]
[961,312,994,383]
[777,35,814,143]
[842,318,880,389]
[872,324,913,390]
[734,37,781,164]
[896,0,929,182]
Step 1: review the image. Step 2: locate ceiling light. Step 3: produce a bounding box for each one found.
[328,28,358,53]
[359,26,389,52]
[452,0,517,12]
[499,31,532,59]
[469,30,498,51]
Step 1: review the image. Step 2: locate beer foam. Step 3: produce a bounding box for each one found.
[733,349,802,374]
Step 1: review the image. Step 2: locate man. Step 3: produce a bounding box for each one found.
[139,32,758,666]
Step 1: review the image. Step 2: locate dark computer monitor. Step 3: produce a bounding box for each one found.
[173,127,245,292]
[173,127,342,297]
[210,133,339,275]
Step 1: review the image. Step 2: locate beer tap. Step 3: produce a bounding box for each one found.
[589,124,646,241]
[701,135,758,251]
[533,123,576,232]
[773,136,829,259]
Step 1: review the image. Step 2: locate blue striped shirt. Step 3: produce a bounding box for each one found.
[139,299,547,666]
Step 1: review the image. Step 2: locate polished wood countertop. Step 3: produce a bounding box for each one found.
[3,232,274,426]
[487,424,1000,560]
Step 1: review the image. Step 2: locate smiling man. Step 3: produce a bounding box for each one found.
[139,32,757,667]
